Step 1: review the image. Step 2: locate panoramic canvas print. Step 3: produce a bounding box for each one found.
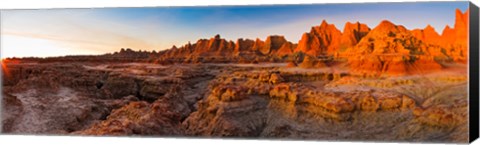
[0,1,473,143]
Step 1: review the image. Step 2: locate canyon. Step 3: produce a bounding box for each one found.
[1,9,470,143]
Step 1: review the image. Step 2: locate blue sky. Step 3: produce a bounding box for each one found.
[0,1,469,58]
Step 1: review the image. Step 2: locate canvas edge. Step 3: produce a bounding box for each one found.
[469,1,480,143]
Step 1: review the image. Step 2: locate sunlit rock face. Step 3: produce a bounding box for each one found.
[410,9,468,64]
[153,9,467,70]
[294,20,342,56]
[342,20,449,77]
[336,22,372,57]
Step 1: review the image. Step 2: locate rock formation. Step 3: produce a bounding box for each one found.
[152,9,468,68]
[299,56,326,69]
[412,8,468,63]
[339,22,371,51]
[260,35,289,55]
[234,38,255,56]
[294,20,342,56]
[157,34,296,64]
[344,20,445,76]
[275,42,295,57]
[412,25,442,45]
[449,9,468,63]
[75,86,190,136]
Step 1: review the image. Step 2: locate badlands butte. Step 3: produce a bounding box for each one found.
[1,9,470,142]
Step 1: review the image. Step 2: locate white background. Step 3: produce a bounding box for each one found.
[0,0,478,145]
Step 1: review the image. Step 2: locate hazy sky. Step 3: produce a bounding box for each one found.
[0,1,469,58]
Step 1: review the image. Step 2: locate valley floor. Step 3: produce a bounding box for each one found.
[1,62,469,143]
